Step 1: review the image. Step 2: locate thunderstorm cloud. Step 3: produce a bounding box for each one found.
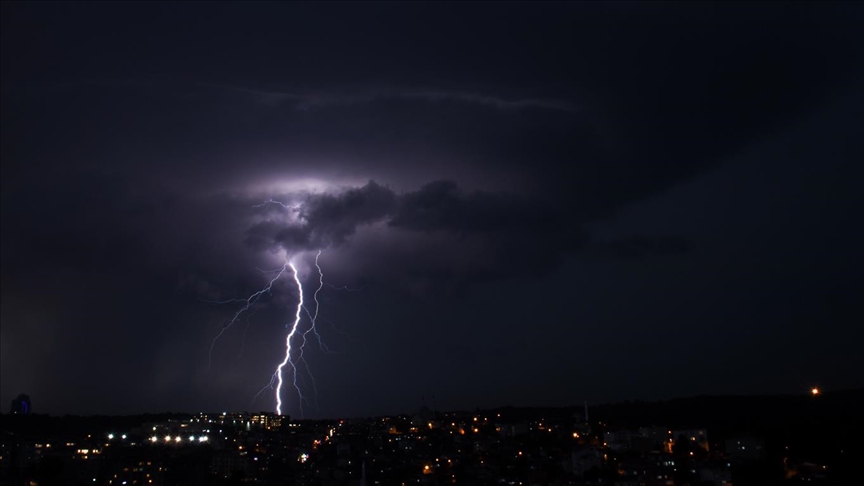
[242,179,615,285]
[2,1,862,416]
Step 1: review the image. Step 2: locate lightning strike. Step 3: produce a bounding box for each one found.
[211,203,342,416]
[303,250,333,354]
[210,258,305,415]
[275,261,305,416]
[291,250,329,409]
[246,255,331,417]
[253,199,299,211]
[208,263,289,369]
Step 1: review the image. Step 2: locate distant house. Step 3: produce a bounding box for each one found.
[604,430,633,451]
[497,422,529,437]
[211,451,251,478]
[634,426,671,453]
[673,428,709,451]
[617,456,675,486]
[725,435,764,460]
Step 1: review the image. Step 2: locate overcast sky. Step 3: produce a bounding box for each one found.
[1,1,862,418]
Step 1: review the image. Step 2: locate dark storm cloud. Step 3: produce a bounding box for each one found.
[586,235,691,260]
[6,1,857,199]
[388,180,561,235]
[245,181,398,253]
[242,179,682,289]
[203,83,576,112]
[2,1,862,416]
[243,179,575,256]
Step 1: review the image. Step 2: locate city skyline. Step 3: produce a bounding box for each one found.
[3,392,858,484]
[1,1,863,417]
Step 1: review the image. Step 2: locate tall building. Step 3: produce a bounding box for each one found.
[10,394,31,415]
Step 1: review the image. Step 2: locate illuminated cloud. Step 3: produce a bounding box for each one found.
[203,83,576,112]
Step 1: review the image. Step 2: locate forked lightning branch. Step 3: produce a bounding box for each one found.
[209,210,332,416]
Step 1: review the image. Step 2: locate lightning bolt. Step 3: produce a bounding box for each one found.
[249,259,308,416]
[253,199,298,210]
[208,263,288,370]
[274,261,305,416]
[209,258,305,416]
[212,202,345,416]
[303,250,334,354]
[290,250,332,410]
[246,253,335,416]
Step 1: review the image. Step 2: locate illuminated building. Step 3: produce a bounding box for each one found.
[673,429,709,451]
[603,430,634,451]
[249,412,285,430]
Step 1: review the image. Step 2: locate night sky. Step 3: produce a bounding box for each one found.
[1,2,862,418]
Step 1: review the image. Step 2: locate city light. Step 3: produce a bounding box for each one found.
[107,434,114,440]
[3,406,827,483]
[811,387,820,396]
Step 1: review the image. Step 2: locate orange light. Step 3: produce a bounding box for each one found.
[811,387,820,396]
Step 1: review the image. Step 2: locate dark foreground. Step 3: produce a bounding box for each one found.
[1,390,861,486]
